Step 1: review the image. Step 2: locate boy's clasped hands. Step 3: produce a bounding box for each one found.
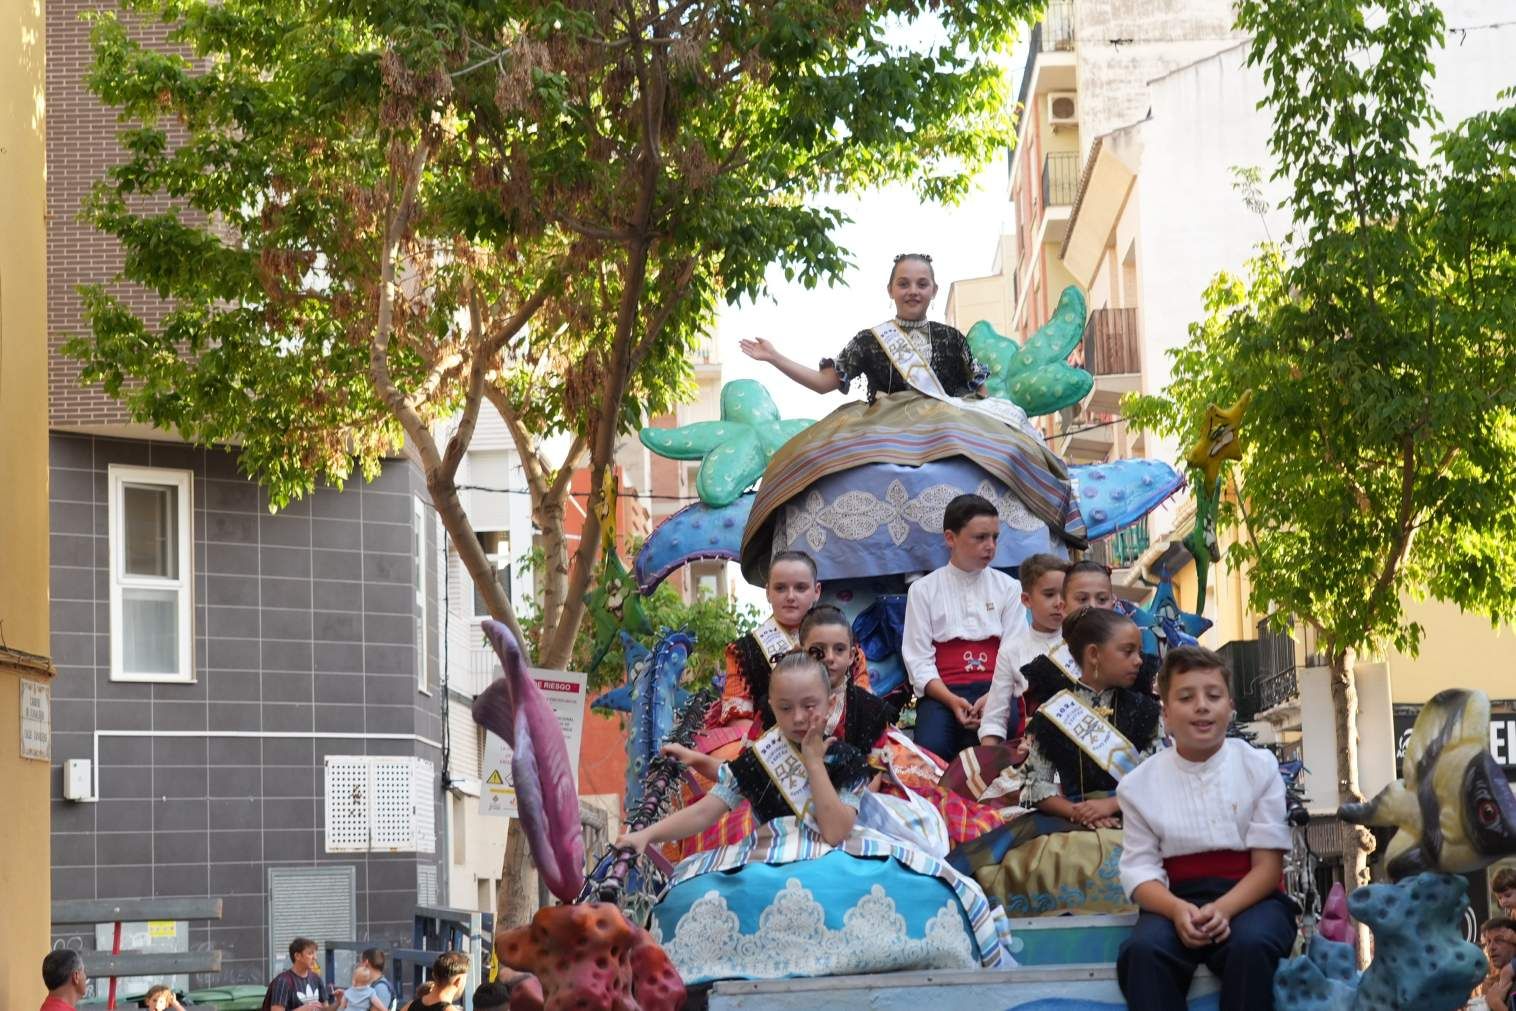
[1171,900,1232,948]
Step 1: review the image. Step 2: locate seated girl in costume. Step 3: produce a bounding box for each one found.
[735,254,1083,563]
[787,605,1010,846]
[670,606,1008,848]
[619,652,1013,982]
[947,607,1166,916]
[672,559,869,858]
[706,550,830,746]
[1035,559,1158,700]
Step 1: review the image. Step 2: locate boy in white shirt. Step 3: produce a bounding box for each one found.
[901,494,1027,761]
[1116,645,1296,1010]
[979,553,1066,747]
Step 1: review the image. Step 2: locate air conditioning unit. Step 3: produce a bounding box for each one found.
[1047,91,1079,127]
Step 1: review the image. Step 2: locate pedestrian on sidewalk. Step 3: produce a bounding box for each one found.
[38,950,87,1011]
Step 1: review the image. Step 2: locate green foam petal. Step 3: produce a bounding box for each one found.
[721,378,782,426]
[639,420,745,459]
[695,431,766,507]
[757,417,815,455]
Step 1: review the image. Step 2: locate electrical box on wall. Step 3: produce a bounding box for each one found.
[63,758,94,801]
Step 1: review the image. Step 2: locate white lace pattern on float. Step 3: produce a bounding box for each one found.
[653,878,977,980]
[776,478,1043,554]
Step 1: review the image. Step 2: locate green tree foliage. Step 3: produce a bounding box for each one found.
[1127,0,1516,885]
[525,577,760,693]
[71,0,1033,667]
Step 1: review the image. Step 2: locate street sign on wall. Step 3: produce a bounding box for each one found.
[480,669,587,818]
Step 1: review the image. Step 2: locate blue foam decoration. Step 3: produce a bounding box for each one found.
[634,494,755,594]
[1069,459,1186,539]
[592,629,694,810]
[1274,872,1488,1010]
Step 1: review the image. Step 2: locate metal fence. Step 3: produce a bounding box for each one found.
[1043,150,1081,206]
[1256,616,1300,711]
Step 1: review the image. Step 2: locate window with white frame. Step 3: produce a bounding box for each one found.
[471,531,511,619]
[108,466,194,682]
[415,497,430,693]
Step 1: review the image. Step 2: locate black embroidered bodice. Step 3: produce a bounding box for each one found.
[824,322,988,402]
[1024,658,1163,801]
[728,739,875,824]
[756,681,896,753]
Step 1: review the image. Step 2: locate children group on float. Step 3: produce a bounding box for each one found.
[619,492,1298,1010]
[615,253,1295,1008]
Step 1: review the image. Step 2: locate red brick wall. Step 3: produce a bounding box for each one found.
[46,2,186,426]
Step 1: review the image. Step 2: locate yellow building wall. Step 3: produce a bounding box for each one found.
[1383,598,1516,704]
[0,0,55,999]
[1041,249,1080,323]
[946,273,1011,336]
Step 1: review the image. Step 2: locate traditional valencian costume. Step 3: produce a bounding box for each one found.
[947,641,1165,916]
[650,726,1015,983]
[678,635,1012,859]
[740,319,1084,584]
[677,619,867,858]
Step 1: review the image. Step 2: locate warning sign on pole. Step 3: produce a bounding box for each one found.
[480,668,587,818]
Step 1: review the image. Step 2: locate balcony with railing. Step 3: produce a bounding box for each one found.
[1079,307,1142,414]
[1256,617,1299,712]
[1043,151,1081,207]
[1087,523,1150,570]
[1081,307,1140,375]
[1013,0,1077,141]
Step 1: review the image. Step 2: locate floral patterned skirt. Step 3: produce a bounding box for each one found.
[651,817,1014,984]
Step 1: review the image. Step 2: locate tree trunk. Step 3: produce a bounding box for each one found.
[535,490,572,656]
[426,467,529,651]
[495,821,539,934]
[1329,648,1374,964]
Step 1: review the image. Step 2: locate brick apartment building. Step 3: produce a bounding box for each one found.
[46,2,446,989]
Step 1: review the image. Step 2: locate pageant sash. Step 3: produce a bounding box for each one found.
[870,319,1035,433]
[752,726,814,818]
[1042,639,1083,685]
[1040,688,1141,781]
[750,617,797,668]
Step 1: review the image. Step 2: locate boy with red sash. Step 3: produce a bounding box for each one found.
[902,493,1027,762]
[1117,646,1297,1010]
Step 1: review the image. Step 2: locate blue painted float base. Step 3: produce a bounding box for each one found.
[705,963,1220,1010]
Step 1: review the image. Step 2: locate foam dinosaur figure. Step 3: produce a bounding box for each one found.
[1183,475,1222,612]
[590,629,694,811]
[1273,872,1487,1010]
[965,285,1093,417]
[1339,687,1516,879]
[471,620,585,904]
[639,380,813,508]
[585,550,653,676]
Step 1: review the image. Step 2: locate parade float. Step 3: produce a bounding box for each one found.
[473,288,1512,1009]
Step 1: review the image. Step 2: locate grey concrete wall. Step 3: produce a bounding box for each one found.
[48,434,447,987]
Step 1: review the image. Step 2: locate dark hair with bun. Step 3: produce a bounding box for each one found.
[799,604,852,644]
[1062,606,1136,669]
